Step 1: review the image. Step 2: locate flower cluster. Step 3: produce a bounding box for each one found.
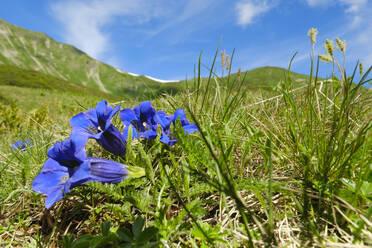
[11,139,32,150]
[32,100,198,208]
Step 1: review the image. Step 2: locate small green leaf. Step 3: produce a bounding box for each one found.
[136,226,158,244]
[71,235,92,248]
[101,221,111,236]
[117,227,133,242]
[132,216,145,238]
[127,166,146,179]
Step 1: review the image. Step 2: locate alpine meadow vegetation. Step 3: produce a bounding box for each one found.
[0,29,371,247]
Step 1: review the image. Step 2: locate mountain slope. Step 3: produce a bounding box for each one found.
[0,18,315,98]
[0,18,179,98]
[0,64,123,108]
[229,66,309,89]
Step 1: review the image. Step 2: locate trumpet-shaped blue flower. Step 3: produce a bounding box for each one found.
[11,139,32,150]
[156,109,198,146]
[47,135,87,167]
[155,110,177,146]
[32,158,75,209]
[173,109,199,134]
[120,101,158,140]
[32,157,129,209]
[32,136,87,208]
[32,135,130,208]
[66,157,129,187]
[70,100,126,156]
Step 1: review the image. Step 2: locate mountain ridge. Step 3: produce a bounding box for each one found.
[0,18,315,98]
[0,18,179,97]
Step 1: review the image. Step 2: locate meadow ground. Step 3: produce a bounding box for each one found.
[0,38,371,247]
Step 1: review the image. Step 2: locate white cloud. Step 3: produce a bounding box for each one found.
[306,0,334,7]
[142,0,216,38]
[306,0,367,11]
[306,0,367,25]
[50,0,217,60]
[50,0,164,60]
[235,0,273,26]
[339,0,367,12]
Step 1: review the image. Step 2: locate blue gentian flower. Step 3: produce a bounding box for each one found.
[172,109,199,134]
[155,110,177,146]
[32,157,130,209]
[32,136,87,209]
[120,101,158,140]
[66,157,129,187]
[32,158,75,209]
[70,100,126,156]
[156,109,198,146]
[11,139,32,150]
[32,135,130,208]
[47,135,87,167]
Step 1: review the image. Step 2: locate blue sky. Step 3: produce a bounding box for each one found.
[0,0,371,81]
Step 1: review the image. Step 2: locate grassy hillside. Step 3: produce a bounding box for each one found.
[176,66,310,96]
[0,58,371,247]
[229,66,309,89]
[0,18,316,98]
[0,18,181,97]
[0,64,122,103]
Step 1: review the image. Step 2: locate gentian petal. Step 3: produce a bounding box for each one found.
[95,100,121,130]
[108,105,121,123]
[123,124,138,140]
[159,133,177,146]
[173,109,190,126]
[85,108,99,127]
[11,140,24,150]
[120,108,137,124]
[32,158,72,209]
[89,157,129,183]
[95,100,120,130]
[67,158,129,187]
[140,101,156,122]
[70,112,102,139]
[11,140,33,150]
[120,102,159,140]
[139,130,158,140]
[156,111,171,130]
[141,102,159,131]
[45,188,64,209]
[95,100,108,121]
[47,136,87,167]
[32,159,69,194]
[96,125,126,156]
[64,160,93,191]
[183,124,199,134]
[133,105,141,120]
[157,109,198,145]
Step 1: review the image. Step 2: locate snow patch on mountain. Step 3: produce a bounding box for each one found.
[144,75,179,83]
[115,68,179,83]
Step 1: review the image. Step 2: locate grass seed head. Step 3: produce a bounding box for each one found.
[226,54,230,71]
[319,54,333,62]
[307,27,318,45]
[221,50,226,69]
[324,39,334,57]
[335,37,346,52]
[359,62,363,76]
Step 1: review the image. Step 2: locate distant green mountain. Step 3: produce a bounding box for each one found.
[228,66,309,89]
[0,18,313,99]
[179,66,309,92]
[0,64,121,103]
[0,18,179,98]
